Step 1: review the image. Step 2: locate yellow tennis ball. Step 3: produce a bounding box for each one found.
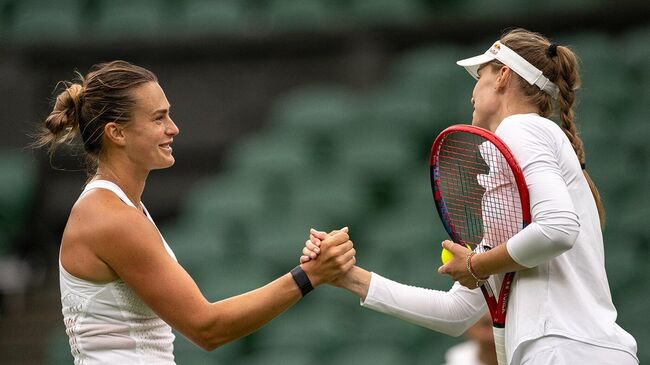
[441,248,454,264]
[441,244,472,264]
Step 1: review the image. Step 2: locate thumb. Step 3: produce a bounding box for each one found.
[442,240,467,255]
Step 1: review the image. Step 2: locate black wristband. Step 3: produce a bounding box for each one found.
[290,265,313,297]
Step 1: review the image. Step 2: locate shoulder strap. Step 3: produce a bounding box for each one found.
[81,180,137,209]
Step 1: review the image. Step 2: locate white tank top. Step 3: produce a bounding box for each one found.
[59,180,177,365]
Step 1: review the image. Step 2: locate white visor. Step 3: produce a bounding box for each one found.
[457,41,559,97]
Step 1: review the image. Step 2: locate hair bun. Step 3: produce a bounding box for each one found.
[44,83,84,141]
[66,83,83,108]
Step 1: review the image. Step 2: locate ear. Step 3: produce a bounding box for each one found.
[104,122,127,147]
[495,66,512,90]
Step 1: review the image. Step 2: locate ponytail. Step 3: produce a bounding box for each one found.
[553,46,606,227]
[499,29,606,227]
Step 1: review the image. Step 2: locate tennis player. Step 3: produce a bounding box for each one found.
[34,60,356,364]
[302,29,638,364]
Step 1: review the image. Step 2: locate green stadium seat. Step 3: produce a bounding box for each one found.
[224,130,311,179]
[175,171,268,258]
[604,234,637,295]
[351,0,427,25]
[269,85,361,168]
[265,0,337,31]
[44,329,73,365]
[326,341,411,365]
[173,329,244,364]
[182,0,249,35]
[93,0,163,40]
[360,90,438,140]
[190,255,273,303]
[237,347,315,365]
[11,0,81,43]
[0,150,36,255]
[253,295,351,352]
[288,170,368,226]
[246,208,337,270]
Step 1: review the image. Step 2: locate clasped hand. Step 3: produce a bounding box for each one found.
[299,227,356,287]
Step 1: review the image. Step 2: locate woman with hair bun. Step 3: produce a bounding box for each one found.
[35,60,356,364]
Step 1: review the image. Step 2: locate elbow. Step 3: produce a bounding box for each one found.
[184,315,231,352]
[191,329,229,352]
[537,211,580,253]
[547,219,580,253]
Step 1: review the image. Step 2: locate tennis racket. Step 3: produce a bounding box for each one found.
[429,124,531,365]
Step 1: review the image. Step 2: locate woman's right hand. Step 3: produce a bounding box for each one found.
[300,227,340,263]
[299,229,355,287]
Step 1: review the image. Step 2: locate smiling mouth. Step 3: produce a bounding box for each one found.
[159,143,173,152]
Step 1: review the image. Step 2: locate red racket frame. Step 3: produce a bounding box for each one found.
[430,124,531,327]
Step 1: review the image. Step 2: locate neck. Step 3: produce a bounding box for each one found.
[489,105,538,132]
[94,160,148,209]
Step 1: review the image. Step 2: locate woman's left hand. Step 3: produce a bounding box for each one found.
[437,240,483,289]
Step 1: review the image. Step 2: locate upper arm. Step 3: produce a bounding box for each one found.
[498,122,580,266]
[94,208,211,341]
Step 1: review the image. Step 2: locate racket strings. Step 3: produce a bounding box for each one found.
[435,132,523,249]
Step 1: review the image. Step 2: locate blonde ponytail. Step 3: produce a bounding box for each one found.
[499,29,606,227]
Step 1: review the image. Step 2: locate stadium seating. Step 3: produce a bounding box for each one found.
[92,0,163,40]
[0,150,36,256]
[10,0,81,43]
[43,330,73,365]
[182,0,249,35]
[265,0,337,31]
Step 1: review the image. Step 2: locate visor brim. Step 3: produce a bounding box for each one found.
[456,54,495,80]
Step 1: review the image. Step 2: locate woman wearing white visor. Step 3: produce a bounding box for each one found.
[301,28,638,364]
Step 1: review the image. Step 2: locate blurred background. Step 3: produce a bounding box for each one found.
[0,0,648,364]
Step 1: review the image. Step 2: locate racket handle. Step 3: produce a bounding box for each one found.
[493,326,507,365]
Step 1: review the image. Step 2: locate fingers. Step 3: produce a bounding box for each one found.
[322,230,350,247]
[309,234,321,247]
[340,252,357,272]
[302,240,320,260]
[300,255,310,264]
[442,240,471,256]
[310,228,328,241]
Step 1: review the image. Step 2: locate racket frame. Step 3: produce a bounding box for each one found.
[430,124,531,365]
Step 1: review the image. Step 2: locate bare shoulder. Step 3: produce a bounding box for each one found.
[61,189,162,282]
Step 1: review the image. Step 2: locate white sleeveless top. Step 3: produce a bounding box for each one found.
[59,180,177,365]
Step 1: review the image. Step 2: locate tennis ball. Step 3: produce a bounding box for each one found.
[441,245,471,264]
[441,248,454,264]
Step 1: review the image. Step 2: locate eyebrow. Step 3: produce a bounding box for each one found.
[151,106,170,116]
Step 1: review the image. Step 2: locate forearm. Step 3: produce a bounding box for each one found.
[333,265,371,300]
[361,273,486,337]
[196,273,301,350]
[471,243,527,277]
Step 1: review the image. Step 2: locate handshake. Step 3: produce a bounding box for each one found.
[296,227,357,289]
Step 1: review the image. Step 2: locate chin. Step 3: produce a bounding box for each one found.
[153,158,175,170]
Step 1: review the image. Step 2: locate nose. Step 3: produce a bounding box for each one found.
[166,118,180,136]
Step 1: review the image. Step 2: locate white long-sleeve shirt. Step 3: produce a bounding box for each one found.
[361,114,638,363]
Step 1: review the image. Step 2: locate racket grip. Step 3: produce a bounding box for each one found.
[493,327,507,365]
